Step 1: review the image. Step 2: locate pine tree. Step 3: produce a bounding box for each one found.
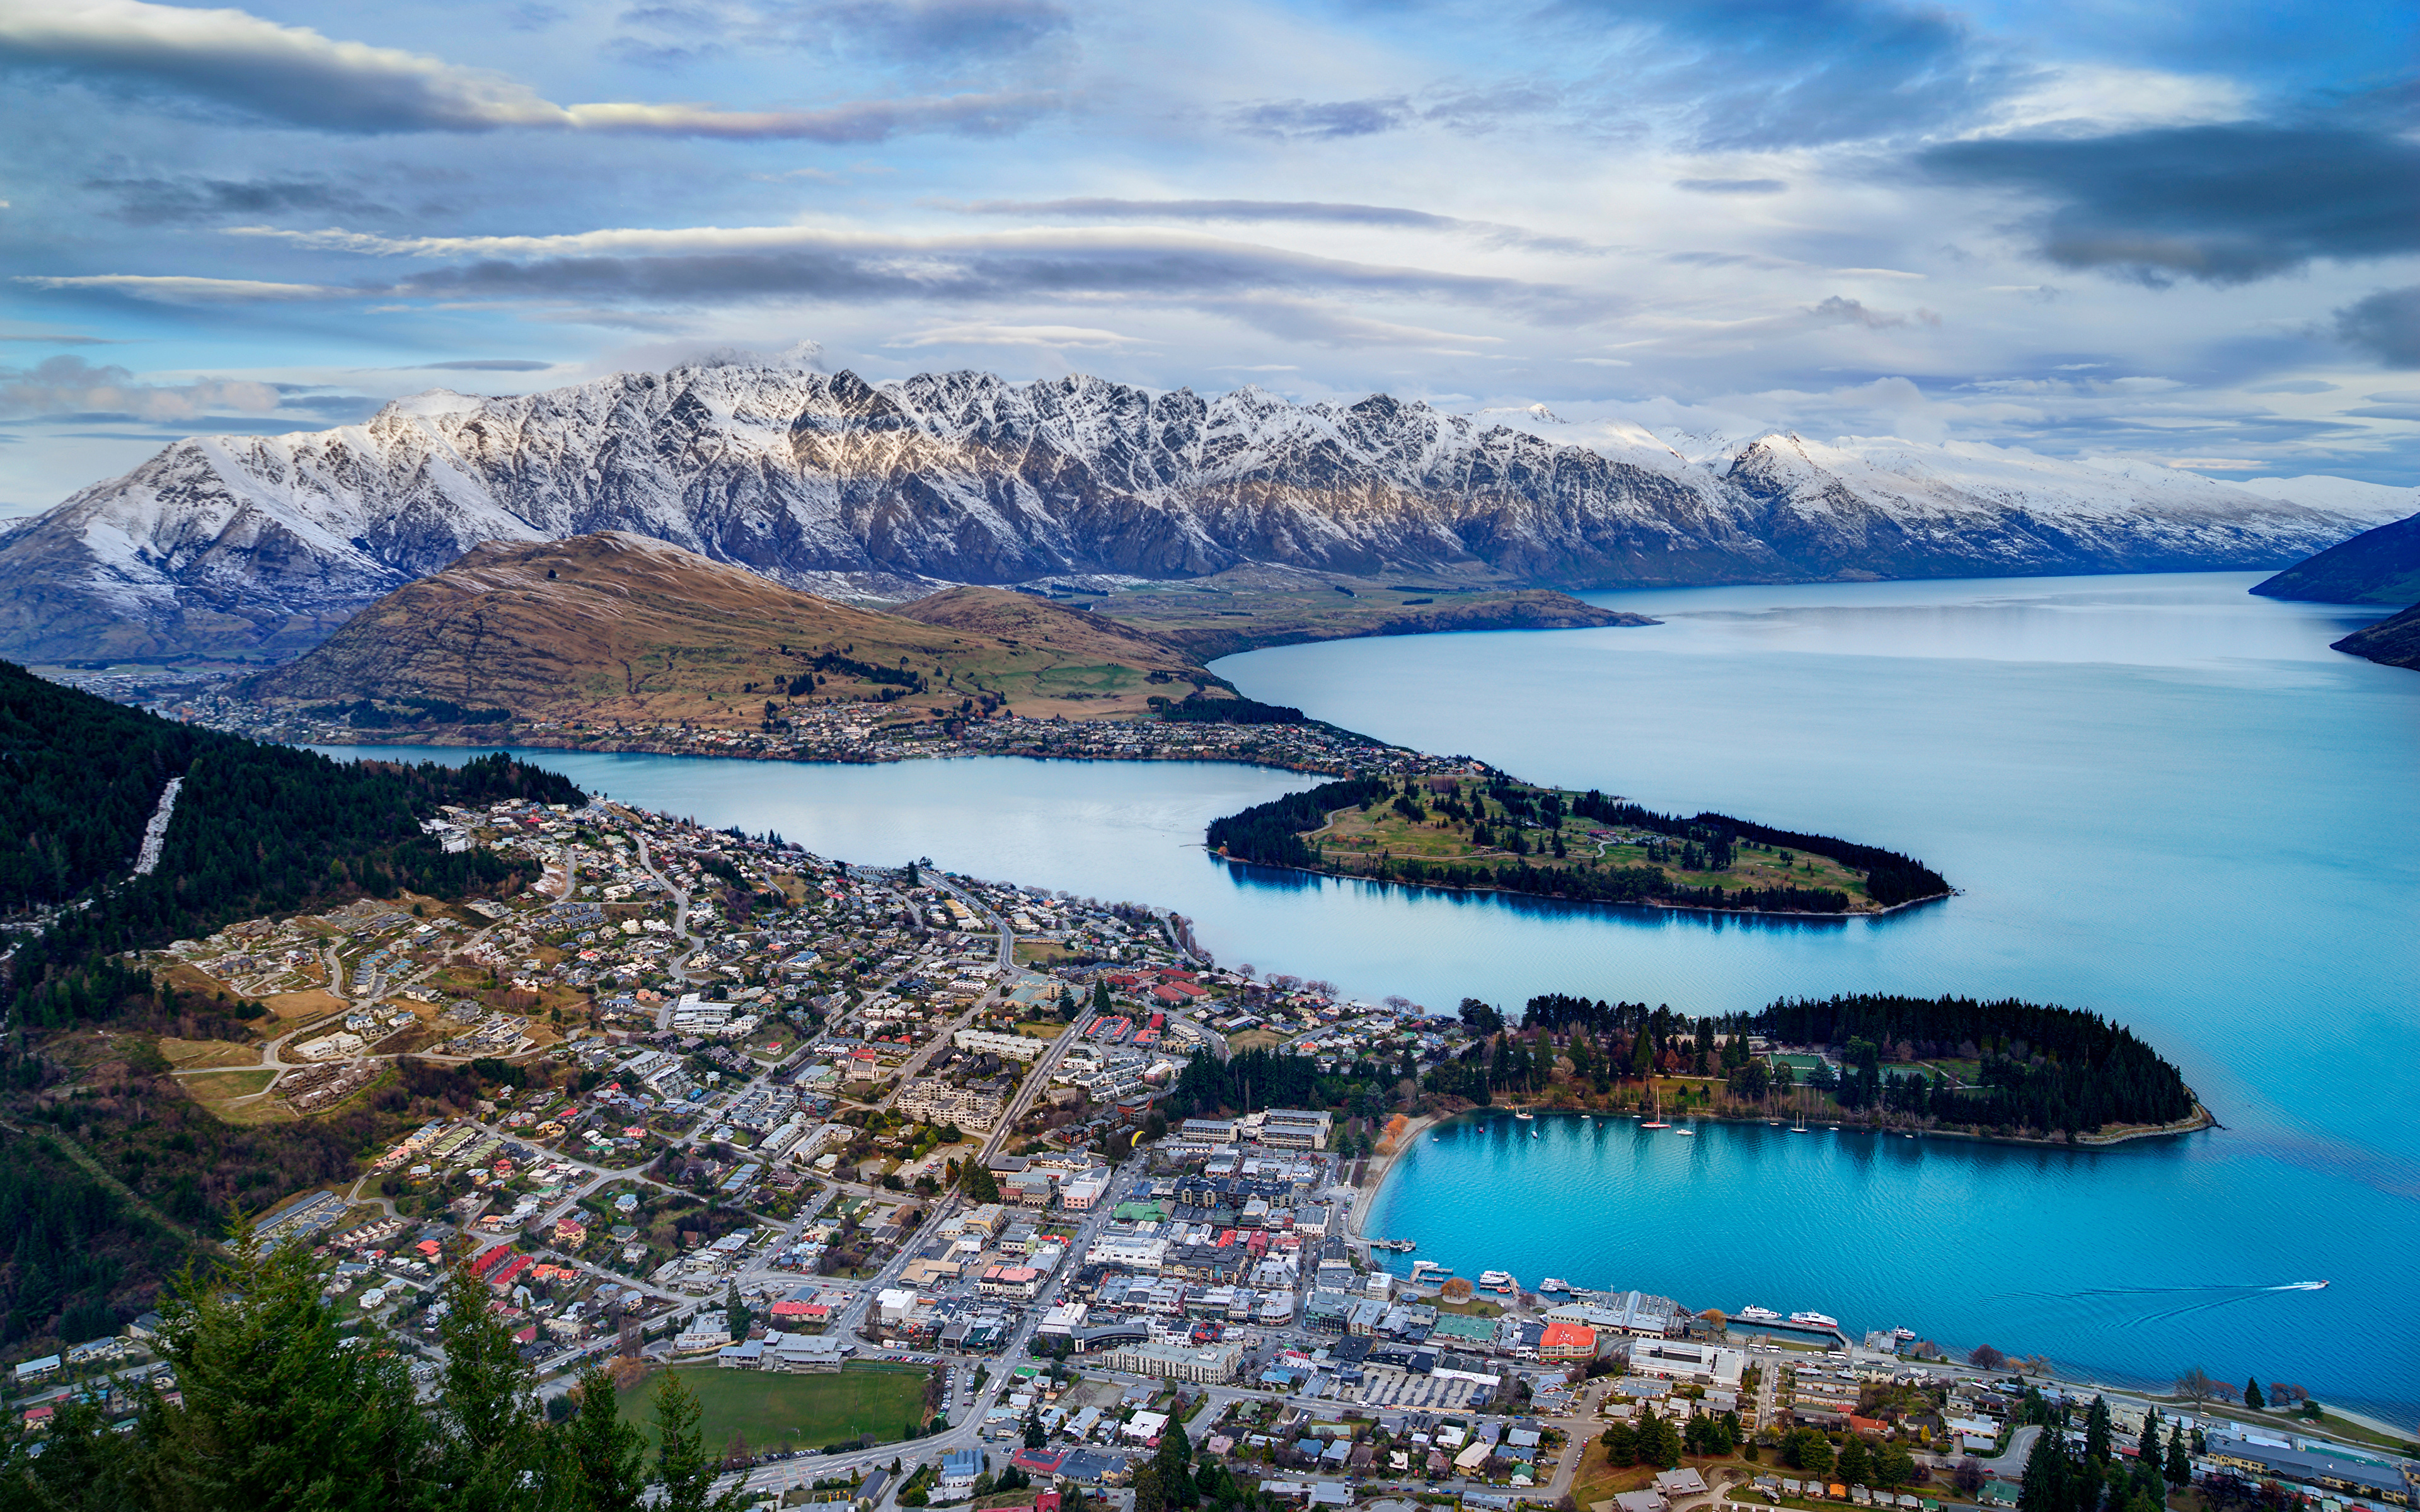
[148,1220,430,1511]
[550,1367,650,1512]
[2017,1425,2071,1512]
[1837,1435,1872,1486]
[429,1259,547,1508]
[1601,1423,1638,1467]
[651,1372,744,1512]
[2085,1397,2112,1465]
[2164,1428,2189,1487]
[2242,1380,2264,1411]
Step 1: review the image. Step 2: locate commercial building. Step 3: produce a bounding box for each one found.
[1258,1109,1333,1150]
[955,1028,1048,1062]
[1627,1339,1745,1388]
[1547,1290,1684,1339]
[1539,1321,1600,1361]
[1095,1339,1247,1384]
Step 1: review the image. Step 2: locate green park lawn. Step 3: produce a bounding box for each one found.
[618,1363,931,1454]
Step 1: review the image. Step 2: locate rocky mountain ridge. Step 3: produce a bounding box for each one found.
[0,360,2404,662]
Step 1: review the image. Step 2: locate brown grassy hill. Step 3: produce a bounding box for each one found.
[243,532,1215,723]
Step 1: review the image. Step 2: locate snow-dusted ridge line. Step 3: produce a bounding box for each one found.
[0,359,2403,663]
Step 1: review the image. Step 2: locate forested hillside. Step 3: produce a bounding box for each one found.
[0,662,582,1346]
[1,660,578,1028]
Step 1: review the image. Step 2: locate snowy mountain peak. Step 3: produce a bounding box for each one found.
[0,356,2402,663]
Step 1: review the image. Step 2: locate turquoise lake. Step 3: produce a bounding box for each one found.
[324,571,2420,1422]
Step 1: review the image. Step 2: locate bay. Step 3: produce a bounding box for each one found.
[320,570,2420,1421]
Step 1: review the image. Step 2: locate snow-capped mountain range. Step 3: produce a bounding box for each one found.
[0,359,2408,662]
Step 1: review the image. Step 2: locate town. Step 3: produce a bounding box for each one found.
[6,788,2408,1512]
[45,665,1468,779]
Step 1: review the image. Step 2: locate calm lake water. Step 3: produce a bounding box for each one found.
[323,571,2420,1421]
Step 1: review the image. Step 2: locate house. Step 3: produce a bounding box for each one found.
[938,1449,985,1494]
[1656,1470,1709,1498]
[1613,1494,1667,1512]
[12,1356,60,1386]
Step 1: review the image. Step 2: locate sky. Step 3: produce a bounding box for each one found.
[0,0,2415,514]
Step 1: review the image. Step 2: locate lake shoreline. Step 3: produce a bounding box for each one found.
[1452,1098,2218,1150]
[1211,849,1953,921]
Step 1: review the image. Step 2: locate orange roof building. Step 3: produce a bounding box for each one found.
[1539,1320,1599,1361]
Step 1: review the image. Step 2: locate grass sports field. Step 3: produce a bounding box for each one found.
[617,1362,931,1454]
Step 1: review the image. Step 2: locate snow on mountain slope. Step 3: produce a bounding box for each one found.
[1721,434,2403,580]
[2233,475,2419,519]
[0,359,2400,662]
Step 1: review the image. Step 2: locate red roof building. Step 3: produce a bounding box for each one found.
[1539,1321,1598,1361]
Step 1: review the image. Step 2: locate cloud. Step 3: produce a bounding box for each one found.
[2332,286,2420,368]
[1809,295,1935,329]
[400,358,556,371]
[782,0,1072,60]
[1224,98,1410,140]
[1197,295,1507,352]
[1674,178,1787,195]
[2247,379,2339,394]
[84,173,391,225]
[0,355,279,419]
[204,222,1596,324]
[1918,122,2420,285]
[14,273,340,302]
[945,197,1603,253]
[889,323,1139,348]
[1556,0,2032,149]
[0,331,117,344]
[0,0,1059,139]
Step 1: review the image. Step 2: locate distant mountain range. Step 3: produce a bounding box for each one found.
[0,357,2409,663]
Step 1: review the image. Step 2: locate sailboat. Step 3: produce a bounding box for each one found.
[1790,1091,1808,1133]
[1640,1083,1669,1130]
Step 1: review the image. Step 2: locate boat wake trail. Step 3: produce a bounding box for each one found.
[1983,1282,2329,1327]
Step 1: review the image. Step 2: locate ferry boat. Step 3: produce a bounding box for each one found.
[1737,1305,1783,1325]
[1789,1310,1840,1329]
[1540,1278,1569,1293]
[1370,1237,1416,1252]
[1478,1269,1518,1293]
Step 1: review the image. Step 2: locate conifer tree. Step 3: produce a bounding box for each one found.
[1837,1435,1872,1486]
[650,1372,743,1512]
[429,1258,548,1508]
[548,1368,650,1512]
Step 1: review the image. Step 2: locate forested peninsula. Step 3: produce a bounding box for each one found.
[1417,992,2209,1142]
[1206,772,1952,915]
